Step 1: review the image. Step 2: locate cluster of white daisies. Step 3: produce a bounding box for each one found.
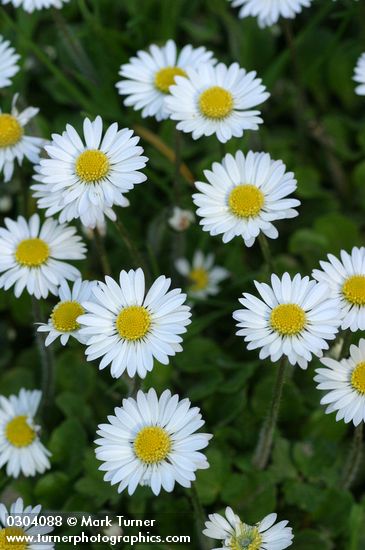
[0,2,365,550]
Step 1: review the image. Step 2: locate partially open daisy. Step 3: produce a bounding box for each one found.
[0,498,54,550]
[193,151,300,247]
[95,388,212,495]
[37,278,97,347]
[229,0,313,27]
[312,247,365,332]
[0,213,86,299]
[0,94,44,182]
[117,40,216,121]
[175,250,229,299]
[78,268,191,379]
[1,0,69,12]
[353,53,365,96]
[32,116,148,229]
[233,273,341,369]
[0,35,20,89]
[165,63,269,143]
[0,389,51,478]
[315,339,365,426]
[203,507,293,550]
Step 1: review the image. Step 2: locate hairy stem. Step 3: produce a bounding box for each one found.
[93,227,111,276]
[258,233,275,274]
[252,357,287,470]
[341,424,363,491]
[189,485,210,550]
[31,298,55,412]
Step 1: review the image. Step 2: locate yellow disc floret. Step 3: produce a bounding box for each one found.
[51,301,84,333]
[342,275,365,306]
[228,185,264,219]
[5,416,36,448]
[154,66,187,94]
[229,524,262,550]
[0,114,23,148]
[351,362,365,394]
[134,426,171,464]
[271,303,306,336]
[116,305,151,341]
[199,86,233,119]
[75,149,110,183]
[189,267,209,292]
[15,238,50,268]
[0,527,27,550]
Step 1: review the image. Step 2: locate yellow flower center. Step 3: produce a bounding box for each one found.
[75,149,110,183]
[0,114,23,148]
[154,66,187,94]
[342,275,365,306]
[116,305,151,341]
[134,426,171,464]
[199,86,233,119]
[189,267,209,292]
[0,527,27,550]
[351,362,365,394]
[5,416,36,448]
[51,300,84,333]
[229,525,262,550]
[271,303,306,336]
[228,185,264,219]
[15,238,50,268]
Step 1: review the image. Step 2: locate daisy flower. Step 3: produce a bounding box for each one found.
[165,62,269,143]
[95,388,212,495]
[229,0,313,28]
[1,0,69,12]
[315,339,365,426]
[0,213,86,299]
[0,94,44,182]
[0,498,54,549]
[37,278,97,347]
[233,273,341,369]
[31,116,148,229]
[116,40,216,121]
[78,268,191,379]
[312,247,365,332]
[353,52,365,96]
[0,35,20,89]
[0,389,51,478]
[168,206,195,232]
[203,507,293,550]
[193,151,300,247]
[175,250,229,299]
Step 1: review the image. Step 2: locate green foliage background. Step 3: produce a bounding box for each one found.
[1,0,365,548]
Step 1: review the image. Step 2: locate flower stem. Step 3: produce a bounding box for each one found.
[31,297,55,412]
[341,424,363,490]
[188,485,210,550]
[258,233,274,274]
[252,356,287,470]
[115,219,149,277]
[93,227,111,276]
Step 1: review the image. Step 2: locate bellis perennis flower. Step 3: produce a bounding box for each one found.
[0,35,20,89]
[233,273,341,369]
[229,0,313,28]
[32,116,148,229]
[95,388,212,495]
[203,507,293,550]
[78,268,191,379]
[353,52,365,96]
[175,250,229,299]
[165,62,269,143]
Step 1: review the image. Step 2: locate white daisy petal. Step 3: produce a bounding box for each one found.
[229,0,313,27]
